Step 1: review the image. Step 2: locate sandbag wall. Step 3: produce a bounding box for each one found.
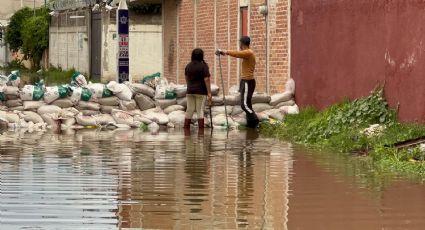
[0,75,298,131]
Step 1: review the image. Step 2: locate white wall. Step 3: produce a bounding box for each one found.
[49,26,90,73]
[101,21,163,82]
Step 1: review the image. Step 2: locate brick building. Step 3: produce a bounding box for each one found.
[164,0,290,94]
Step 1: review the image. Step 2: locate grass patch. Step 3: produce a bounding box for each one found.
[261,88,425,178]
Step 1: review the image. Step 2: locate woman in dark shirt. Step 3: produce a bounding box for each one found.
[184,48,212,130]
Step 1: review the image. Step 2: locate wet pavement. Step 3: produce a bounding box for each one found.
[1,129,425,229]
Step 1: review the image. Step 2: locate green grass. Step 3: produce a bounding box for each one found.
[261,89,425,179]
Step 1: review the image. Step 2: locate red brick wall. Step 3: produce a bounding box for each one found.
[168,0,290,94]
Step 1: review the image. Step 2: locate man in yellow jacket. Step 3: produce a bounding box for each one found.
[217,36,259,128]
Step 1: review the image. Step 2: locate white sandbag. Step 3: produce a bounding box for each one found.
[41,114,60,129]
[257,112,270,121]
[4,86,19,96]
[225,94,241,106]
[253,103,273,113]
[228,85,239,95]
[143,108,169,125]
[75,114,97,126]
[211,84,219,96]
[9,106,24,111]
[285,78,295,95]
[212,96,224,106]
[119,100,137,111]
[61,118,76,129]
[60,107,80,119]
[44,85,70,104]
[177,97,187,108]
[264,109,284,120]
[231,106,244,116]
[81,110,101,116]
[213,114,235,127]
[20,84,45,101]
[71,72,88,87]
[6,94,19,100]
[270,92,294,106]
[168,110,186,127]
[70,87,92,104]
[211,105,233,116]
[94,114,115,125]
[163,105,185,114]
[37,105,62,115]
[252,93,271,104]
[124,82,155,98]
[111,109,141,127]
[98,96,120,106]
[134,114,153,125]
[232,114,247,126]
[107,81,133,101]
[0,111,20,123]
[127,109,143,116]
[275,99,295,108]
[78,101,100,111]
[20,111,44,124]
[23,101,45,110]
[156,99,177,109]
[174,85,187,98]
[101,105,119,114]
[148,122,160,133]
[135,94,156,111]
[6,99,23,108]
[86,83,108,101]
[280,104,299,115]
[52,98,74,108]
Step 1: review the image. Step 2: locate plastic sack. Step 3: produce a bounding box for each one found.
[177,97,187,108]
[275,100,295,108]
[252,93,271,104]
[253,103,273,113]
[119,100,137,111]
[143,108,169,125]
[20,111,44,124]
[124,82,155,98]
[270,92,293,106]
[280,104,299,115]
[78,101,100,111]
[44,85,70,104]
[155,78,175,100]
[6,99,23,108]
[106,81,132,101]
[52,98,74,108]
[37,105,62,115]
[225,94,241,106]
[156,99,177,110]
[94,114,115,125]
[70,87,92,104]
[0,111,20,123]
[264,109,284,120]
[98,96,120,106]
[211,84,220,96]
[141,72,161,88]
[174,85,187,98]
[0,92,5,102]
[111,109,141,127]
[87,83,112,101]
[101,105,119,114]
[164,105,185,114]
[23,101,45,110]
[285,78,295,95]
[8,70,21,87]
[20,81,45,101]
[75,113,97,126]
[134,94,156,111]
[168,110,186,127]
[80,110,100,116]
[71,71,88,87]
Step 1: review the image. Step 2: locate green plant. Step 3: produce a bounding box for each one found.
[5,7,33,52]
[129,3,162,14]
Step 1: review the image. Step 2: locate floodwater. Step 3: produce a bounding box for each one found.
[1,129,425,230]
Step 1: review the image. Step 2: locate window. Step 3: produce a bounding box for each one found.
[240,7,248,36]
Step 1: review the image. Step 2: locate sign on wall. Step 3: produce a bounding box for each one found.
[117,0,129,83]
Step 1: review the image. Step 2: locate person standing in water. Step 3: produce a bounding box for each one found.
[217,36,259,128]
[184,48,212,130]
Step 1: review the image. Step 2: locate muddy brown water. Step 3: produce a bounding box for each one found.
[1,129,425,230]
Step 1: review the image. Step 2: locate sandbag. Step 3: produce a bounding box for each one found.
[61,118,76,129]
[211,84,219,96]
[212,96,224,106]
[86,83,113,101]
[23,101,45,110]
[141,72,161,89]
[52,98,74,108]
[41,113,60,129]
[154,78,176,100]
[37,105,62,115]
[253,103,273,113]
[6,94,19,100]
[134,94,156,111]
[8,106,24,111]
[163,105,185,114]
[125,82,155,98]
[134,114,152,125]
[257,112,270,121]
[275,99,295,108]
[98,96,120,106]
[168,110,186,127]
[264,109,284,120]
[211,106,233,116]
[252,93,271,104]
[156,99,177,110]
[78,101,100,111]
[212,114,235,127]
[21,111,44,124]
[232,114,247,126]
[174,85,187,98]
[44,85,70,104]
[280,104,299,115]
[20,82,45,101]
[6,99,23,108]
[285,78,295,95]
[4,86,19,96]
[60,108,80,119]
[143,108,169,125]
[8,70,21,87]
[270,92,294,106]
[119,100,137,111]
[71,72,88,87]
[111,109,140,127]
[231,106,244,116]
[101,105,119,114]
[70,87,92,104]
[177,97,187,108]
[75,114,97,126]
[0,111,20,123]
[225,94,241,106]
[106,81,133,101]
[81,110,101,116]
[94,114,115,125]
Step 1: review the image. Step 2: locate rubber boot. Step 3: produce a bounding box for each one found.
[198,118,205,130]
[184,119,191,129]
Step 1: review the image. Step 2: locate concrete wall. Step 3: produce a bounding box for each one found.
[165,0,290,94]
[49,10,90,74]
[0,0,45,21]
[292,0,425,122]
[101,12,163,82]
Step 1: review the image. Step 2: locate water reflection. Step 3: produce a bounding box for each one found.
[1,129,292,229]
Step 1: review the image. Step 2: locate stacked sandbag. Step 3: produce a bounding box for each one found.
[98,96,120,114]
[77,101,101,116]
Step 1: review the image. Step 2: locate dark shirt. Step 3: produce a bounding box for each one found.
[185,61,210,95]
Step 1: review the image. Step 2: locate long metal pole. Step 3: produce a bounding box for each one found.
[218,54,229,128]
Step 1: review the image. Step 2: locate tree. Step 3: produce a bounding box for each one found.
[5,7,33,52]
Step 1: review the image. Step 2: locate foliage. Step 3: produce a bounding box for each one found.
[129,3,162,14]
[261,89,425,178]
[5,7,49,69]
